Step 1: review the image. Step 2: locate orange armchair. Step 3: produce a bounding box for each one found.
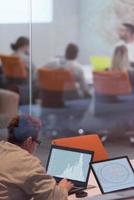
[38,67,76,91]
[93,71,132,95]
[1,55,27,80]
[38,67,76,107]
[52,134,108,161]
[0,55,29,104]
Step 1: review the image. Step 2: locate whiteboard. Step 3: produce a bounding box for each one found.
[0,0,53,23]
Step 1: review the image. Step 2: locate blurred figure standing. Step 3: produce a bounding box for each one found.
[117,23,134,67]
[63,43,90,96]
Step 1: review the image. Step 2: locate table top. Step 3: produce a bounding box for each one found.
[69,159,134,200]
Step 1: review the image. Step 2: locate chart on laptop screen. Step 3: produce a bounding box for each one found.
[47,148,92,182]
[92,158,134,193]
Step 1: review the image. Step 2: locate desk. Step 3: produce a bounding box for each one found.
[69,160,134,200]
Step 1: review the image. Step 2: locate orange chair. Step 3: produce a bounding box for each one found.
[38,67,76,107]
[0,55,27,80]
[0,89,20,129]
[0,55,29,103]
[93,71,132,95]
[52,134,108,161]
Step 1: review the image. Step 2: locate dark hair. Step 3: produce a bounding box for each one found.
[123,23,134,34]
[11,36,29,51]
[7,115,42,145]
[65,43,79,60]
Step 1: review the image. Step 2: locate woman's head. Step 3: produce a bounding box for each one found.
[65,43,79,60]
[111,45,130,72]
[7,115,42,153]
[11,36,29,54]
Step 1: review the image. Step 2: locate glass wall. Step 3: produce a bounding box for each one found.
[0,0,30,141]
[0,0,134,163]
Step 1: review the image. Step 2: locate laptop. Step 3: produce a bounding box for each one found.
[91,156,134,200]
[90,56,111,72]
[46,145,94,195]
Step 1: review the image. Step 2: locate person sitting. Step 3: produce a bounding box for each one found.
[11,36,36,77]
[0,115,73,200]
[11,36,30,68]
[111,45,131,72]
[11,37,38,101]
[64,43,90,96]
[111,45,134,91]
[46,43,90,97]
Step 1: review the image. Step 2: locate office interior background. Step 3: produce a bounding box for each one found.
[0,0,134,164]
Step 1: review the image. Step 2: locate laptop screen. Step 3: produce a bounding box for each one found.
[92,157,134,194]
[46,145,93,185]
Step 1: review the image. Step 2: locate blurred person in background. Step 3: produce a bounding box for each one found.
[46,43,90,97]
[117,23,134,67]
[111,45,131,72]
[111,45,134,90]
[11,36,30,68]
[11,36,36,77]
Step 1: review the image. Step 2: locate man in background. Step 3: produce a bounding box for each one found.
[45,43,90,97]
[117,23,134,67]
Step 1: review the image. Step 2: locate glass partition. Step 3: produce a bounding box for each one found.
[0,0,134,164]
[0,0,31,142]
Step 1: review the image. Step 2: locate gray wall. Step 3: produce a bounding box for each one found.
[32,0,80,67]
[0,24,29,55]
[0,0,80,67]
[79,0,115,64]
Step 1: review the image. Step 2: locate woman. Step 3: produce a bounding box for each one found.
[11,36,30,68]
[111,45,134,90]
[11,36,36,81]
[111,45,131,72]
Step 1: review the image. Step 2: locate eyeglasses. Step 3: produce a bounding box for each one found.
[32,138,41,146]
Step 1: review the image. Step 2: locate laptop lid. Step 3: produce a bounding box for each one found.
[91,156,134,194]
[90,56,111,71]
[46,145,94,188]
